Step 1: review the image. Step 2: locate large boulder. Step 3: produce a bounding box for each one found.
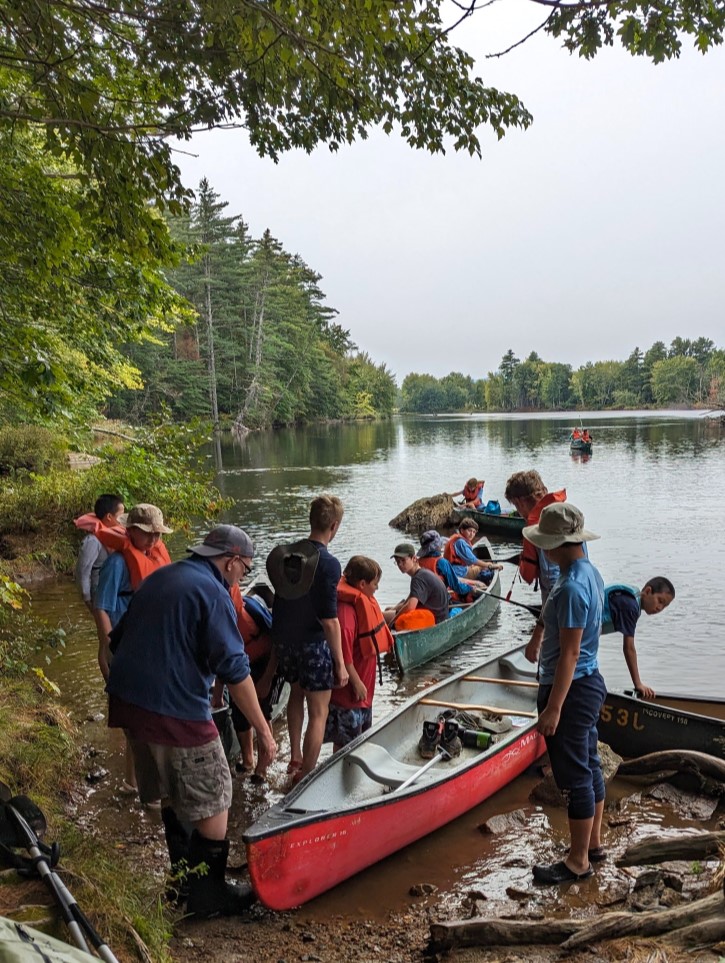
[530,742,622,808]
[389,493,457,534]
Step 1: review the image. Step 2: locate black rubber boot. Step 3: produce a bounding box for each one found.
[186,830,255,919]
[161,807,192,904]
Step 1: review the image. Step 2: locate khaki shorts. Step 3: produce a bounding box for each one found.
[129,737,232,823]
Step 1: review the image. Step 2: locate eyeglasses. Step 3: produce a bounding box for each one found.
[224,554,253,576]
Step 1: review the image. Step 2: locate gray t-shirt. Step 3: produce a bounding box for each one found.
[409,568,449,623]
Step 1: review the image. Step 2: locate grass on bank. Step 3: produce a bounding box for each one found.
[0,676,174,962]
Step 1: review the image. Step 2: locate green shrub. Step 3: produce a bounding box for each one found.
[0,425,68,475]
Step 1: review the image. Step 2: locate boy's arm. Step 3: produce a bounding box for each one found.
[622,635,655,698]
[536,627,582,737]
[320,617,349,689]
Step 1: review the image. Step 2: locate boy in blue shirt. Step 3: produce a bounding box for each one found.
[523,502,606,886]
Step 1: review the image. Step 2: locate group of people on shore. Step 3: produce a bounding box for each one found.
[73,467,675,913]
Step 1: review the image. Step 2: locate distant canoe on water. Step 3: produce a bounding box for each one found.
[451,505,525,537]
[393,569,501,672]
[570,437,593,454]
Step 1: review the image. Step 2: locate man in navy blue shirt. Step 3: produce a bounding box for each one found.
[268,495,348,783]
[107,524,276,918]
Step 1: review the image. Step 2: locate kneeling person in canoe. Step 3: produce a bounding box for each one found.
[325,556,393,752]
[385,543,449,629]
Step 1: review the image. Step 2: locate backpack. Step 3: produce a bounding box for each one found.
[484,500,501,515]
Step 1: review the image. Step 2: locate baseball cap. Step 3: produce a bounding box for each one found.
[188,524,254,558]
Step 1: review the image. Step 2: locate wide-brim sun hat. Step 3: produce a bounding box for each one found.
[418,530,443,558]
[266,539,320,600]
[119,503,173,534]
[522,502,600,550]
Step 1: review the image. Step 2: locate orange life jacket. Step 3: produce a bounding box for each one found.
[336,578,394,658]
[394,609,435,631]
[229,584,271,663]
[74,513,170,589]
[463,481,482,503]
[519,489,567,585]
[418,556,440,575]
[443,533,467,565]
[572,429,582,439]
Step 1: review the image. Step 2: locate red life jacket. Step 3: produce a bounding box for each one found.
[229,584,271,663]
[336,578,394,659]
[418,556,440,575]
[463,481,482,503]
[519,489,567,585]
[74,513,171,589]
[443,533,467,565]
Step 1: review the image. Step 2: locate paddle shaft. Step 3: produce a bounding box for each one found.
[7,805,90,954]
[52,873,120,963]
[463,675,539,689]
[486,592,540,617]
[396,749,450,792]
[420,698,537,718]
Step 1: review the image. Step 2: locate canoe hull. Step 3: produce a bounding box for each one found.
[598,691,725,759]
[452,506,525,537]
[570,440,593,454]
[246,725,543,910]
[393,571,501,672]
[244,644,545,910]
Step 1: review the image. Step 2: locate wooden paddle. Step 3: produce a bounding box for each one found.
[463,675,539,689]
[420,698,537,718]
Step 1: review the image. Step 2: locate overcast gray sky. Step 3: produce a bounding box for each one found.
[175,2,725,383]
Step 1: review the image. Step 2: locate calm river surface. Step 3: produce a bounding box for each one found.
[31,410,725,915]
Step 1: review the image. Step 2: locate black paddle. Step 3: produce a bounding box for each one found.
[487,593,541,617]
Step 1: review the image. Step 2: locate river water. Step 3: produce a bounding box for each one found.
[31,410,725,916]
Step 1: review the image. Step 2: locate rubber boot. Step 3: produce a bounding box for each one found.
[186,830,255,919]
[161,806,192,904]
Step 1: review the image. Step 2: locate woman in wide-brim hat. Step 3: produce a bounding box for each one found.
[522,502,607,887]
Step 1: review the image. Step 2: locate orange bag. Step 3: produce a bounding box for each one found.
[394,609,435,631]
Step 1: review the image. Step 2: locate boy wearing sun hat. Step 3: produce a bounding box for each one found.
[522,502,607,888]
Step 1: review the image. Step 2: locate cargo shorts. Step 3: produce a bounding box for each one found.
[129,736,232,823]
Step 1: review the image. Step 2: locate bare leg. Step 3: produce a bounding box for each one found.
[195,810,228,842]
[238,730,254,770]
[565,815,594,874]
[587,798,605,851]
[287,683,304,768]
[124,735,137,789]
[300,688,331,776]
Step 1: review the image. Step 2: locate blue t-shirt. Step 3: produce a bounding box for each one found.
[539,557,604,686]
[94,552,132,627]
[537,542,589,603]
[106,556,250,722]
[450,537,479,578]
[272,541,341,649]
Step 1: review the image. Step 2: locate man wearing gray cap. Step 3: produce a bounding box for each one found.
[521,502,606,887]
[106,524,276,918]
[384,542,449,627]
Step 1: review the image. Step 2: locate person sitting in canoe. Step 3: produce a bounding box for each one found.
[602,577,675,700]
[418,530,480,600]
[571,428,582,441]
[384,542,449,629]
[443,517,502,583]
[582,429,592,443]
[325,556,393,753]
[452,476,485,509]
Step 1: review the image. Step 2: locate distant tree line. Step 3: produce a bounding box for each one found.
[400,339,725,414]
[108,180,396,429]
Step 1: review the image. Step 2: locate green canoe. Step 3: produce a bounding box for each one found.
[393,570,501,672]
[451,506,525,537]
[570,439,593,454]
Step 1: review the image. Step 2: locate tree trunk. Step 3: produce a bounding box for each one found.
[429,917,585,951]
[203,253,219,429]
[618,750,725,783]
[617,831,725,866]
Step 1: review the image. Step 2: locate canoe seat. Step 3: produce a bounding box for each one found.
[499,651,538,680]
[347,743,423,790]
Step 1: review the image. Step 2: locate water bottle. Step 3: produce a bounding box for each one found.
[460,729,492,749]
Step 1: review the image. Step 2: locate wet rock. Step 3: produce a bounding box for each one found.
[530,743,621,807]
[596,880,630,907]
[659,887,685,908]
[502,856,530,869]
[389,494,456,534]
[464,888,487,901]
[644,782,719,820]
[633,868,663,890]
[85,767,108,784]
[300,932,315,942]
[85,712,105,723]
[663,871,684,892]
[607,815,635,828]
[300,955,322,962]
[409,882,438,897]
[505,886,531,901]
[478,809,527,834]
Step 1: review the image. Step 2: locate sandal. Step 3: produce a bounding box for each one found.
[588,846,608,862]
[119,780,138,796]
[286,760,303,774]
[533,860,594,885]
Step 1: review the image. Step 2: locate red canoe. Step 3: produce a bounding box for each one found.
[243,645,544,910]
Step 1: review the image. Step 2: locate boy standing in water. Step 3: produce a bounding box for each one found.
[325,556,392,752]
[522,502,606,886]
